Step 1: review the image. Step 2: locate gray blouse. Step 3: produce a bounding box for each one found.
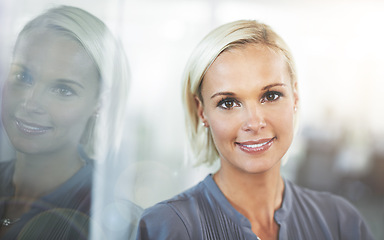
[137,174,374,240]
[0,159,93,239]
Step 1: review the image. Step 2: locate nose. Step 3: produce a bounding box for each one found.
[21,87,45,114]
[241,105,266,132]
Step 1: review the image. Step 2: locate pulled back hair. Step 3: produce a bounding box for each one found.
[182,20,297,166]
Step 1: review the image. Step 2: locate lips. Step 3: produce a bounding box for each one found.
[15,119,52,135]
[236,137,275,154]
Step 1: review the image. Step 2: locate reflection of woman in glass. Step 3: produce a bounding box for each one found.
[0,6,130,239]
[137,20,374,239]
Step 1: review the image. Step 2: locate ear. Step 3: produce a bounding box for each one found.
[292,81,299,111]
[194,95,208,127]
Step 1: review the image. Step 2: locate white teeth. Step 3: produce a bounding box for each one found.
[243,140,271,148]
[20,123,41,130]
[16,120,50,134]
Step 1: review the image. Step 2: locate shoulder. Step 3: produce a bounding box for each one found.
[0,160,14,175]
[286,181,374,239]
[136,181,206,240]
[288,181,359,216]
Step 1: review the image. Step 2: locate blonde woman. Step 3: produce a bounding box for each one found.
[136,20,373,240]
[0,6,133,239]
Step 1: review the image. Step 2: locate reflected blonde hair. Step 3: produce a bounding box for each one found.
[182,20,297,166]
[17,6,129,159]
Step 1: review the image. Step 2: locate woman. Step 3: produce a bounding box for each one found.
[136,20,374,239]
[0,6,131,239]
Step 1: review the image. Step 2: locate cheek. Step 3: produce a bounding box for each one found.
[61,109,89,125]
[273,107,295,136]
[1,85,17,116]
[208,113,240,146]
[48,100,96,128]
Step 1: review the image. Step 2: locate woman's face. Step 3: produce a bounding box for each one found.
[1,29,99,155]
[197,44,298,175]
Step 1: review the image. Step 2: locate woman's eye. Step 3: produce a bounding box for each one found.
[12,72,33,85]
[51,86,76,97]
[261,91,282,103]
[218,98,240,109]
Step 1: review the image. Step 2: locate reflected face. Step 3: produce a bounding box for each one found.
[1,29,99,155]
[197,44,298,174]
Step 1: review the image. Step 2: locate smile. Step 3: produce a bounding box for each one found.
[15,119,52,135]
[243,141,270,148]
[236,138,275,154]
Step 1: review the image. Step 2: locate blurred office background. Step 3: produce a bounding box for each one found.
[1,0,383,239]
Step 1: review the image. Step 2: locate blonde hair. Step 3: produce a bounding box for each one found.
[17,6,129,159]
[182,20,297,166]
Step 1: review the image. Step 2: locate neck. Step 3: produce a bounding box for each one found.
[213,162,284,239]
[13,148,84,198]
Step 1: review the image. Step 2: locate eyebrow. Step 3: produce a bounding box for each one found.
[262,83,286,90]
[210,83,287,99]
[11,63,30,72]
[56,79,85,89]
[210,92,235,99]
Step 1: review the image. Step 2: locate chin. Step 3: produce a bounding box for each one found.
[240,157,282,174]
[9,136,47,155]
